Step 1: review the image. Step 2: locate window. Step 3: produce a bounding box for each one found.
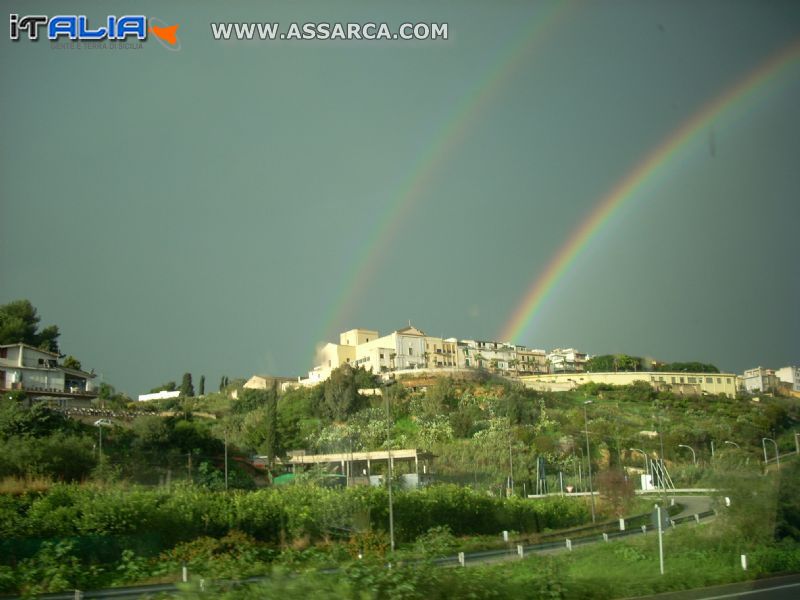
[680,377,685,383]
[380,353,384,359]
[408,347,413,356]
[706,377,713,384]
[717,377,721,384]
[0,348,6,359]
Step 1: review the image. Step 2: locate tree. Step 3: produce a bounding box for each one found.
[62,355,82,371]
[199,375,205,396]
[150,381,177,394]
[0,299,61,353]
[323,365,362,421]
[596,469,635,517]
[586,354,645,372]
[264,382,279,466]
[180,373,194,397]
[219,375,229,392]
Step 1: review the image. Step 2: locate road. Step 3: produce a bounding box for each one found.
[628,573,800,600]
[670,495,714,520]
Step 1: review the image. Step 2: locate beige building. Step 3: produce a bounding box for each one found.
[424,335,459,368]
[521,370,738,396]
[515,347,548,375]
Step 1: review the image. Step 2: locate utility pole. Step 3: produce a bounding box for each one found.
[384,383,395,554]
[224,430,229,491]
[508,419,514,496]
[583,400,596,523]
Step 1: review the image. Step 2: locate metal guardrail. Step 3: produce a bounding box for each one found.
[6,509,717,600]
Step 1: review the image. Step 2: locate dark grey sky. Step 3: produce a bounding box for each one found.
[2,0,798,394]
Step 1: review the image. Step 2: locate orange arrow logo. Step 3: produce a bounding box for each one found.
[150,24,179,45]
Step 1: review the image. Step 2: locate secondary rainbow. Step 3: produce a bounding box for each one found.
[314,1,573,346]
[499,39,800,344]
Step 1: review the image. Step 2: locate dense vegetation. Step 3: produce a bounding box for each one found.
[1,300,798,598]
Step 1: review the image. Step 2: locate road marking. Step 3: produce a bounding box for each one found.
[695,582,800,599]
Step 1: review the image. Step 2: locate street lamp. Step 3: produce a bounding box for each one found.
[93,418,112,459]
[762,437,779,469]
[677,444,697,466]
[583,400,596,524]
[724,440,740,449]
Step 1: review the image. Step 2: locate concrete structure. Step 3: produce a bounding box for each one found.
[137,390,181,402]
[273,448,434,478]
[521,370,738,396]
[0,343,97,398]
[743,367,780,393]
[775,366,800,392]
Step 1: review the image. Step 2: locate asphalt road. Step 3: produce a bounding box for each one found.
[670,495,714,519]
[628,573,800,600]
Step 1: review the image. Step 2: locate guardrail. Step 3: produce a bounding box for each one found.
[5,509,717,600]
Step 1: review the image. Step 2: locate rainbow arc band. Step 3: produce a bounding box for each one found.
[498,39,800,343]
[313,1,573,349]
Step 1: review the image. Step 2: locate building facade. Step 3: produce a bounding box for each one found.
[298,324,586,386]
[775,366,800,392]
[521,370,738,396]
[742,367,780,393]
[0,343,97,398]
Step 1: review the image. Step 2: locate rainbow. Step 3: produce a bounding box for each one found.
[499,38,800,344]
[314,1,574,348]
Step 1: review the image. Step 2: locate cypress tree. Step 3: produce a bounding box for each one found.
[264,382,279,467]
[199,375,205,396]
[180,373,194,397]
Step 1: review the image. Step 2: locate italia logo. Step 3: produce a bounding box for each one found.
[9,14,181,49]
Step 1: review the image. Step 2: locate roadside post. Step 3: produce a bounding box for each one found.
[656,504,665,575]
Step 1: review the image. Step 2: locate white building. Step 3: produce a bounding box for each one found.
[0,343,97,398]
[775,366,800,392]
[547,348,588,373]
[742,367,780,393]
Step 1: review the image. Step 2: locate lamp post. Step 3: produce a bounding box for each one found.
[762,437,779,469]
[583,400,596,524]
[677,444,696,466]
[93,418,111,459]
[724,440,740,449]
